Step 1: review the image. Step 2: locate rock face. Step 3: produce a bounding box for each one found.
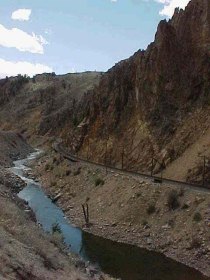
[74,0,210,172]
[0,131,33,166]
[0,0,209,176]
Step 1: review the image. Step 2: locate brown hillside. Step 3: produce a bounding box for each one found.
[71,0,210,179]
[0,0,210,182]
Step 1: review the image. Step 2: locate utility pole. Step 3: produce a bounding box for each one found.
[151,158,154,176]
[86,138,90,160]
[121,147,124,170]
[105,138,108,174]
[198,155,206,187]
[202,156,206,187]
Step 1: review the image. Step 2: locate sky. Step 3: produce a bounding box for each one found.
[0,0,190,78]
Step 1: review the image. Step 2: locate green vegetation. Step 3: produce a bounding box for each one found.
[10,74,30,95]
[193,212,202,222]
[52,223,62,234]
[45,163,50,171]
[167,190,180,210]
[73,168,81,176]
[178,188,185,197]
[94,177,105,187]
[45,163,54,171]
[190,237,201,249]
[142,219,148,226]
[168,218,175,228]
[147,204,156,215]
[65,169,71,176]
[182,203,190,210]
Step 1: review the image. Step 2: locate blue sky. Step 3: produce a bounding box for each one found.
[0,0,190,77]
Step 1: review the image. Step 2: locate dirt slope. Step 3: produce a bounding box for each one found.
[163,126,210,181]
[0,131,33,166]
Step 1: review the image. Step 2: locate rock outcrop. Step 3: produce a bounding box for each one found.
[0,0,209,177]
[0,131,33,166]
[74,0,210,172]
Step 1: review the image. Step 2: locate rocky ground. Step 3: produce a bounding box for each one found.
[33,147,210,279]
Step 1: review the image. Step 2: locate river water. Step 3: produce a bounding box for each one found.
[10,151,209,280]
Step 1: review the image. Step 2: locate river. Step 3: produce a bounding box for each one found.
[10,151,209,280]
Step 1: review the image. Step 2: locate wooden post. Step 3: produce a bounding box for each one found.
[82,203,89,227]
[151,158,154,176]
[203,156,206,187]
[82,204,87,224]
[121,148,124,170]
[199,155,206,187]
[105,139,108,174]
[86,203,89,225]
[86,138,90,160]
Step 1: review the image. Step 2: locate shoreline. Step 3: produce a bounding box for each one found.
[62,203,210,279]
[31,149,210,279]
[10,150,117,280]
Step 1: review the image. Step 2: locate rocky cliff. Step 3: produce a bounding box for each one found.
[73,0,210,174]
[0,0,209,179]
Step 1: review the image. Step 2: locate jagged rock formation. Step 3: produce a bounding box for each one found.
[73,0,210,173]
[0,0,209,178]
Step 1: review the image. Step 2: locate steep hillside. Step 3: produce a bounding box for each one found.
[0,131,33,166]
[0,72,102,144]
[0,0,209,182]
[70,0,210,178]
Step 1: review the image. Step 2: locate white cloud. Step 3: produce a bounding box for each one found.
[0,24,48,54]
[11,9,32,21]
[0,58,53,78]
[155,0,190,17]
[110,0,118,2]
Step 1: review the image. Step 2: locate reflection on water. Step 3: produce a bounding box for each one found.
[82,232,209,280]
[10,151,209,280]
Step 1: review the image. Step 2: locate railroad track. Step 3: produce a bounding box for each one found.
[52,142,210,194]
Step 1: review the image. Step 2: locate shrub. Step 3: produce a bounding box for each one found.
[45,163,50,171]
[136,192,141,198]
[193,212,202,222]
[66,169,71,176]
[142,220,148,226]
[168,218,175,228]
[182,203,189,210]
[147,204,156,215]
[73,168,81,176]
[178,188,185,197]
[190,237,201,249]
[94,177,105,187]
[52,223,62,234]
[51,181,57,187]
[167,190,180,210]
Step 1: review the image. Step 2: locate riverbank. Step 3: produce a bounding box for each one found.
[0,169,99,279]
[33,147,210,279]
[0,132,115,279]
